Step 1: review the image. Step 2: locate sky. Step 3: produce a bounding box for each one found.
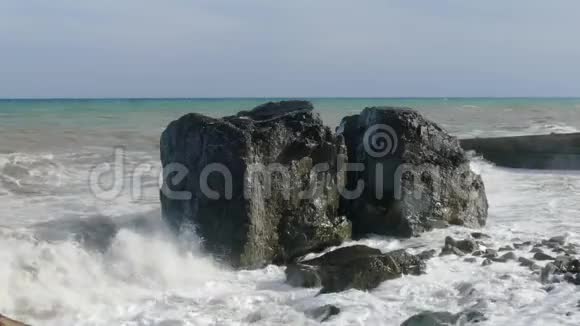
[1,0,580,98]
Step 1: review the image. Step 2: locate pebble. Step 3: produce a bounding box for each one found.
[494,252,517,262]
[518,257,535,267]
[498,245,514,252]
[530,247,544,254]
[533,252,555,261]
[549,236,567,245]
[471,232,491,239]
[418,249,437,261]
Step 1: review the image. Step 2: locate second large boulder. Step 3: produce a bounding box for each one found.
[339,107,488,237]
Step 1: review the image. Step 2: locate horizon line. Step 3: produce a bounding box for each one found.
[2,96,580,101]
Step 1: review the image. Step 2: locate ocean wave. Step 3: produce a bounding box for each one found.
[0,214,226,325]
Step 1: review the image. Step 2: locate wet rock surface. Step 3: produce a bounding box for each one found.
[161,101,350,268]
[401,310,486,326]
[533,252,555,261]
[470,232,491,239]
[305,305,340,322]
[440,236,478,256]
[417,249,437,261]
[339,107,488,237]
[494,252,517,263]
[285,263,321,288]
[286,245,426,293]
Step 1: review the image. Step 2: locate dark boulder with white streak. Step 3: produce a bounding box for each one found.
[285,245,426,293]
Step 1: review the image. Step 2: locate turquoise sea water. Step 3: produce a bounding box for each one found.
[3,98,580,136]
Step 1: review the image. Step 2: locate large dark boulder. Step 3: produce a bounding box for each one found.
[285,245,426,293]
[339,107,488,237]
[160,101,351,268]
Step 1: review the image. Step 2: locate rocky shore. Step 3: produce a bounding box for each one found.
[159,101,580,324]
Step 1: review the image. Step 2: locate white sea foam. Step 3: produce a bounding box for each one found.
[0,158,579,325]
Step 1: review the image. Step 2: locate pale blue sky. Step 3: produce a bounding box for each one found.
[1,0,580,98]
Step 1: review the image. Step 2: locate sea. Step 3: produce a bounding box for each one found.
[1,98,580,325]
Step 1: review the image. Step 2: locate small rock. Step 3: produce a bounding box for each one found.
[440,245,466,257]
[518,257,536,267]
[494,252,517,262]
[305,305,340,322]
[483,249,498,259]
[441,237,477,256]
[401,310,485,326]
[564,273,578,285]
[554,256,580,273]
[533,252,555,261]
[541,263,559,284]
[455,239,478,253]
[471,232,491,239]
[457,310,487,324]
[482,259,493,266]
[542,240,561,250]
[401,311,456,326]
[499,245,515,252]
[549,236,567,245]
[464,257,477,263]
[417,249,437,261]
[456,282,477,297]
[514,242,533,249]
[530,247,544,254]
